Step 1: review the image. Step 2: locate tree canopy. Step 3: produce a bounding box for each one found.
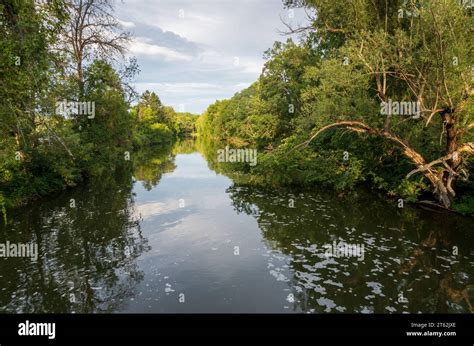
[198,0,474,211]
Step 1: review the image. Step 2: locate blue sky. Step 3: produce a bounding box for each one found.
[115,0,309,114]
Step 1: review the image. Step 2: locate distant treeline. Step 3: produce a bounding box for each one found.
[131,90,199,147]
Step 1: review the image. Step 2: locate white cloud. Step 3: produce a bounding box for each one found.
[234,82,252,89]
[115,0,310,113]
[195,50,264,74]
[238,59,264,74]
[118,19,136,29]
[132,82,253,113]
[133,82,251,96]
[129,38,193,61]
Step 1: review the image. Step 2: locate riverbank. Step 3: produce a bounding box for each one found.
[194,136,474,216]
[0,135,187,223]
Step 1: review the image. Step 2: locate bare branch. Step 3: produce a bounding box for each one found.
[406,142,474,178]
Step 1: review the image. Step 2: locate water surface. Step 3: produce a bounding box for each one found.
[1,141,473,313]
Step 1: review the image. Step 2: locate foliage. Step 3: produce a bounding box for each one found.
[131,91,198,147]
[0,1,139,212]
[197,0,474,213]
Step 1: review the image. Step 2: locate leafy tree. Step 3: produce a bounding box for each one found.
[198,0,474,210]
[0,0,138,211]
[131,91,174,146]
[293,0,474,207]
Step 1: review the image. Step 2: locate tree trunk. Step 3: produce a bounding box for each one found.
[439,110,460,207]
[77,59,84,96]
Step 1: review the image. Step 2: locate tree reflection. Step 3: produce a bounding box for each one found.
[224,184,474,313]
[0,168,150,313]
[132,143,177,191]
[397,227,474,313]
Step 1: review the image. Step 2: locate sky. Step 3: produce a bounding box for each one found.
[114,0,309,114]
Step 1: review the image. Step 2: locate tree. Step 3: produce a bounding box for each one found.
[131,91,174,146]
[135,91,166,123]
[260,39,317,137]
[80,59,134,172]
[292,0,474,207]
[0,0,80,210]
[62,0,130,92]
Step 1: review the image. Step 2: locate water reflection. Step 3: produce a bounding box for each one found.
[0,169,150,313]
[133,143,177,191]
[0,139,473,313]
[226,185,474,313]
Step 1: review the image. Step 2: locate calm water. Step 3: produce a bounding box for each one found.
[1,140,473,313]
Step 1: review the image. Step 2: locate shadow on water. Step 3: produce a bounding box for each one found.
[0,139,473,313]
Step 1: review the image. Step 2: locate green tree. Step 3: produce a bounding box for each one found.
[292,0,474,207]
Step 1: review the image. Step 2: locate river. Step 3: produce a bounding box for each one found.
[1,140,473,313]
